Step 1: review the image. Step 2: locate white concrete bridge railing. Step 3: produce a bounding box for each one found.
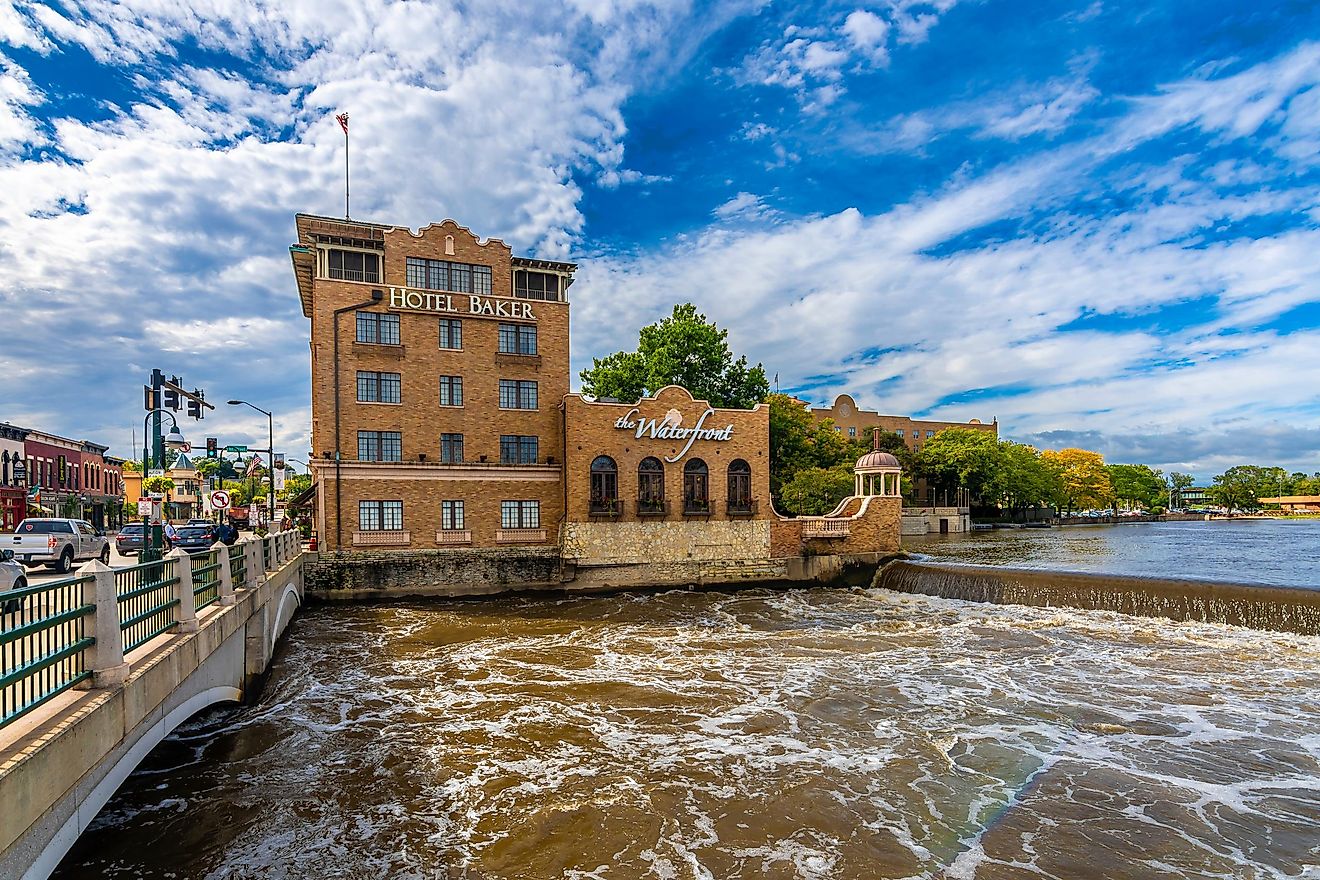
[0,530,306,880]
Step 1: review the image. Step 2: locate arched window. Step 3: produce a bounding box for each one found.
[2,450,9,486]
[727,459,752,514]
[638,457,665,515]
[590,455,618,514]
[683,458,709,514]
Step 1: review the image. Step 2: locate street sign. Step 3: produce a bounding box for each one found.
[178,442,192,453]
[210,489,231,511]
[12,461,25,484]
[137,497,152,515]
[225,445,248,453]
[148,469,166,478]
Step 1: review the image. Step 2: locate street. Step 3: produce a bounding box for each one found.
[22,546,158,586]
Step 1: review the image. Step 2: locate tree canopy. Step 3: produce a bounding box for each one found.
[580,303,769,409]
[1106,463,1165,512]
[1041,448,1111,515]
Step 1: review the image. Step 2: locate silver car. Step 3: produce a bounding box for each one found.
[1,548,27,614]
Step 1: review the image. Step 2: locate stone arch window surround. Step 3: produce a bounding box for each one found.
[590,455,619,514]
[683,458,710,515]
[638,457,665,515]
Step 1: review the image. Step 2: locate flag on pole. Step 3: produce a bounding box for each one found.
[336,112,349,134]
[245,455,262,477]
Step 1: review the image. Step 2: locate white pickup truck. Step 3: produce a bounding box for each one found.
[3,518,110,574]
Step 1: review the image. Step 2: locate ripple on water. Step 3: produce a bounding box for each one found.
[53,587,1320,880]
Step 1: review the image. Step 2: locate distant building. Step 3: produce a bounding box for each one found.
[7,426,126,529]
[1180,487,1210,507]
[1259,495,1320,514]
[808,394,997,453]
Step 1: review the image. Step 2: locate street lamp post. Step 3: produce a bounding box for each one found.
[142,410,189,558]
[227,399,274,528]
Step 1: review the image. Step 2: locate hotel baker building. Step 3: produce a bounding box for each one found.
[293,214,900,570]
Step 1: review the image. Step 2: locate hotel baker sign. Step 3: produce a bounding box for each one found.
[387,286,536,320]
[614,407,734,463]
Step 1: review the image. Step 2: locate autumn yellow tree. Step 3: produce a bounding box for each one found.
[1041,448,1111,516]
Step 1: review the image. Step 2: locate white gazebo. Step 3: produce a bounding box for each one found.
[854,448,902,498]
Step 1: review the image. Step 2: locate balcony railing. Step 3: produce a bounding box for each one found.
[495,528,547,544]
[352,530,411,546]
[435,530,472,545]
[727,500,758,517]
[801,519,851,538]
[589,500,623,517]
[682,500,712,516]
[636,500,668,517]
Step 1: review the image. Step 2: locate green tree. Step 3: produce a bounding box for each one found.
[779,466,856,516]
[993,443,1059,513]
[766,393,856,500]
[1106,464,1165,512]
[1041,448,1111,515]
[580,303,769,408]
[122,460,142,474]
[1168,472,1195,508]
[1209,465,1279,513]
[280,473,312,501]
[142,475,175,494]
[916,428,1004,502]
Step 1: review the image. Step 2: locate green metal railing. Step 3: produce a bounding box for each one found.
[115,558,180,654]
[191,550,222,612]
[1,574,95,729]
[229,544,247,588]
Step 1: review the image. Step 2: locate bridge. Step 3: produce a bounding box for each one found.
[0,530,306,880]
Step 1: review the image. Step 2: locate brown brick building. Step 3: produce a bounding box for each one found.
[810,393,997,454]
[292,214,575,551]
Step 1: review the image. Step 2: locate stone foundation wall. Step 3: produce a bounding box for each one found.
[304,547,563,599]
[562,519,772,566]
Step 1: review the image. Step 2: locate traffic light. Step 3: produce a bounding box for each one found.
[187,397,203,419]
[143,385,160,411]
[206,437,218,458]
[163,387,180,409]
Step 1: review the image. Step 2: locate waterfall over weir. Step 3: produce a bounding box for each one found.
[874,559,1320,635]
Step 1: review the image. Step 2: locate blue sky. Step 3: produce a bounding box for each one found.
[1,0,1318,480]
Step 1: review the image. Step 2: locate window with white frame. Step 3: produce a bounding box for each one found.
[441,500,465,530]
[358,500,402,531]
[500,500,540,529]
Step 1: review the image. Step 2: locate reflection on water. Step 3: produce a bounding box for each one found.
[906,519,1320,589]
[55,589,1320,880]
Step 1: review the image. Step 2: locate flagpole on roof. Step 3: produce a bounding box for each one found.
[336,112,350,219]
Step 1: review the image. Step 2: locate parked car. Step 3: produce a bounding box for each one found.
[116,522,146,557]
[186,518,213,527]
[171,524,218,554]
[3,518,110,573]
[1,548,26,613]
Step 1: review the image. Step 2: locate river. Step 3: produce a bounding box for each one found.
[906,518,1320,588]
[54,572,1320,878]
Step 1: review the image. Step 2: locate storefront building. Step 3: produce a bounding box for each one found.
[0,422,27,531]
[562,386,773,566]
[292,214,574,551]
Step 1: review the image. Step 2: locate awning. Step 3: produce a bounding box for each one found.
[287,482,317,510]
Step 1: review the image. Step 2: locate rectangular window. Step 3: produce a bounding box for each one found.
[499,435,539,464]
[358,500,403,531]
[407,257,491,295]
[440,433,464,464]
[501,500,540,529]
[499,379,537,410]
[848,427,857,438]
[473,265,492,296]
[355,312,400,345]
[327,248,380,283]
[438,318,463,350]
[514,271,560,301]
[498,323,537,355]
[441,500,465,530]
[356,371,401,404]
[912,430,920,439]
[439,375,464,407]
[926,430,936,438]
[357,431,402,462]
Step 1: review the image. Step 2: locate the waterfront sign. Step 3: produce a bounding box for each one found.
[387,286,535,320]
[613,407,734,463]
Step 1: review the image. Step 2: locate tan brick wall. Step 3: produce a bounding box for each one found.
[303,219,570,551]
[562,385,771,522]
[320,464,563,550]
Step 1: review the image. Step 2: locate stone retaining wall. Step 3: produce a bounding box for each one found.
[562,520,771,566]
[303,547,563,599]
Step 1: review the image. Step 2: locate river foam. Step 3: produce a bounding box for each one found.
[56,587,1320,880]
